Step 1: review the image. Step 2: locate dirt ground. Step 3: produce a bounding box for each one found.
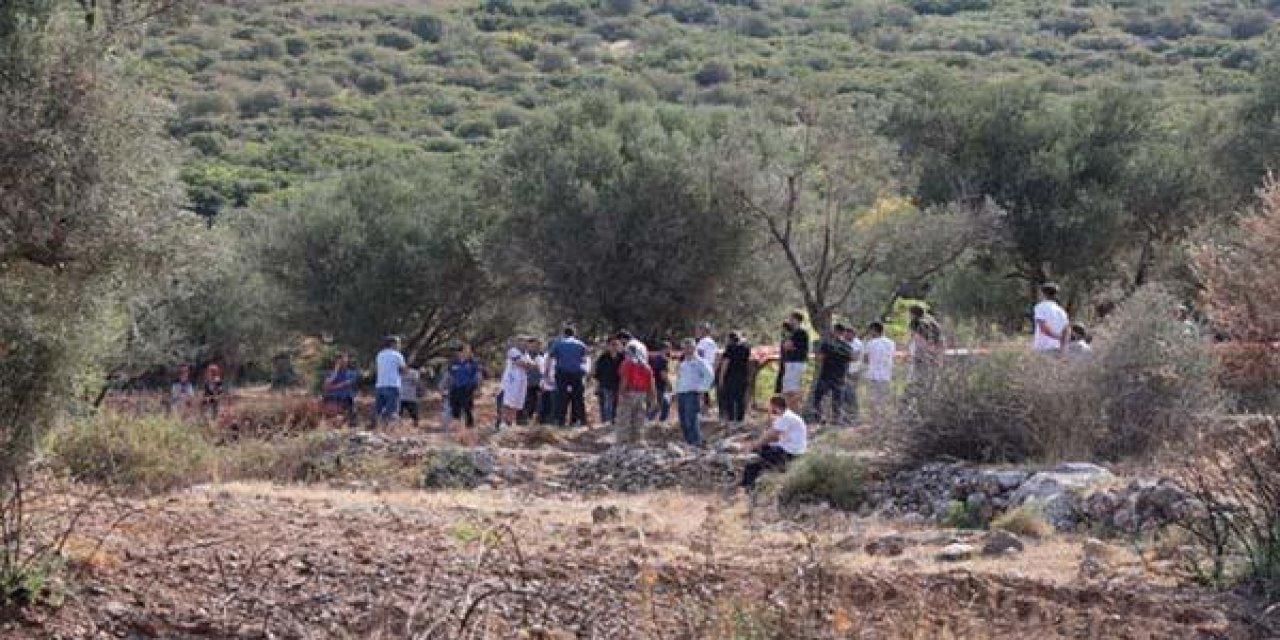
[1,480,1269,640]
[8,386,1276,639]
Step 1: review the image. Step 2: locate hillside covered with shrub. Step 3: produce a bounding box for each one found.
[145,0,1279,217]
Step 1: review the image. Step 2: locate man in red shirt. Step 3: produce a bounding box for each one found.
[616,343,657,445]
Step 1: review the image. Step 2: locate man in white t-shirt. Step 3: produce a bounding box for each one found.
[1032,283,1069,353]
[499,336,536,429]
[737,395,807,492]
[374,335,408,427]
[863,321,896,429]
[695,322,719,414]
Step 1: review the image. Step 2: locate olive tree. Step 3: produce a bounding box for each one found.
[1,1,186,470]
[495,95,753,338]
[254,158,500,362]
[718,104,996,330]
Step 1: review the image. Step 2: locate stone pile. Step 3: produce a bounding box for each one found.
[560,444,742,493]
[865,461,1196,533]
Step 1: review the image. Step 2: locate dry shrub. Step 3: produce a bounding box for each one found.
[214,394,333,441]
[1087,285,1224,458]
[1195,175,1280,410]
[991,502,1054,539]
[897,286,1220,465]
[46,412,216,494]
[1176,417,1280,597]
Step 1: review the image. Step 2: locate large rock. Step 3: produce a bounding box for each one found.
[1009,463,1114,531]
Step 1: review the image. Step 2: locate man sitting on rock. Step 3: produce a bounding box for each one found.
[737,395,807,494]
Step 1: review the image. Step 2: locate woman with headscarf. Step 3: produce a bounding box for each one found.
[615,342,656,445]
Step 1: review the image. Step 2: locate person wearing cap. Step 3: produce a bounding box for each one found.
[616,342,656,444]
[1032,283,1070,353]
[499,336,537,429]
[373,335,409,427]
[717,330,752,425]
[811,323,854,425]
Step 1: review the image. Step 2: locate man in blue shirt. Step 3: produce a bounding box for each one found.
[323,352,360,428]
[547,326,589,427]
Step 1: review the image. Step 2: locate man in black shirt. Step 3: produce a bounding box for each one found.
[775,310,810,411]
[592,338,623,425]
[717,330,752,425]
[811,323,854,425]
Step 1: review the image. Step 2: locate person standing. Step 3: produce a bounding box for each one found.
[776,311,810,411]
[373,336,408,428]
[811,324,854,426]
[548,326,589,427]
[647,341,672,423]
[323,352,360,428]
[737,395,807,493]
[447,344,482,429]
[842,325,865,425]
[499,337,536,429]
[522,339,544,425]
[675,339,715,447]
[592,338,623,426]
[907,305,943,383]
[718,331,752,425]
[398,367,423,427]
[169,364,196,416]
[864,322,896,429]
[201,363,225,420]
[695,323,719,414]
[537,339,557,424]
[616,343,656,444]
[1032,283,1070,353]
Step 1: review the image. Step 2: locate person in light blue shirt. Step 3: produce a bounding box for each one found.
[675,339,715,447]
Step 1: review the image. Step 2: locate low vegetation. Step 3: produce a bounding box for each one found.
[896,287,1222,466]
[777,451,865,512]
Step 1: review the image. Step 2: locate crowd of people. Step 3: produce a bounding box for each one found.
[170,283,1203,494]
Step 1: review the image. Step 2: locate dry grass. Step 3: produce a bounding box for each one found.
[991,502,1055,540]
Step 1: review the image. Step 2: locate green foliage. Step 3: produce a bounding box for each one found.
[777,452,865,511]
[1,0,185,471]
[47,413,216,495]
[254,157,498,358]
[496,95,752,336]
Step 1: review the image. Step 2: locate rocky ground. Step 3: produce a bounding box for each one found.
[4,393,1277,639]
[3,482,1270,639]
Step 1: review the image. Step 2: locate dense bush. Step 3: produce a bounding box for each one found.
[777,452,865,511]
[47,413,216,495]
[896,287,1220,465]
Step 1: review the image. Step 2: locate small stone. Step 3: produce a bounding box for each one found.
[104,601,130,618]
[981,530,1025,556]
[936,543,976,562]
[592,505,621,525]
[864,534,907,557]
